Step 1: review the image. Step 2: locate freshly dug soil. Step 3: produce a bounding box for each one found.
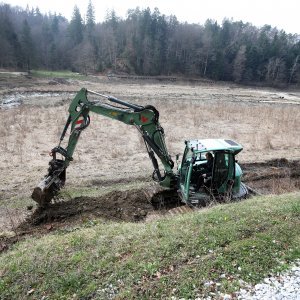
[29,189,153,225]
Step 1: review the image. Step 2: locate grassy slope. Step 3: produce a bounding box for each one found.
[0,193,299,299]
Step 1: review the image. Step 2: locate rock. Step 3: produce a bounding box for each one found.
[27,288,35,295]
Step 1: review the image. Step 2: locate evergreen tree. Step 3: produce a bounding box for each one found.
[68,6,83,45]
[0,3,299,85]
[51,14,59,35]
[86,0,95,38]
[0,6,22,68]
[20,19,35,71]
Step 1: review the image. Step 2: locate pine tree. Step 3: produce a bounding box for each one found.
[21,19,35,71]
[0,6,22,68]
[51,14,59,35]
[86,0,95,38]
[69,6,83,46]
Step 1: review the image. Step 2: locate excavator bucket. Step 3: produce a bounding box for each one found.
[31,159,66,208]
[32,183,56,208]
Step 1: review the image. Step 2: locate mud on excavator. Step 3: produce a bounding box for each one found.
[32,88,248,208]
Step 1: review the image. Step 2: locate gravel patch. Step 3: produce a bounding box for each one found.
[237,260,300,300]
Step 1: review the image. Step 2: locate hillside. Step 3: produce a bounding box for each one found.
[0,193,299,299]
[1,3,300,86]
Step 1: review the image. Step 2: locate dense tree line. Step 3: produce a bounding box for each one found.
[0,2,299,86]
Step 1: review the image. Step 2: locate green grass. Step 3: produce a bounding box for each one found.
[0,193,299,299]
[30,70,87,80]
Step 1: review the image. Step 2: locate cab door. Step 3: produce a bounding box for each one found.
[212,151,235,193]
[178,148,193,203]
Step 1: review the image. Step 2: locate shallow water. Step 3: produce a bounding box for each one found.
[0,92,74,109]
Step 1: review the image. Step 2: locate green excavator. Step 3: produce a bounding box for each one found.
[32,88,248,208]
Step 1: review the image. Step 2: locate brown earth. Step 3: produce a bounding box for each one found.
[0,72,300,252]
[1,158,299,253]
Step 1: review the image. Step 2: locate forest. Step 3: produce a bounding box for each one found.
[0,1,299,86]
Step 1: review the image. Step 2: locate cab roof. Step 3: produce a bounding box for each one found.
[186,139,243,155]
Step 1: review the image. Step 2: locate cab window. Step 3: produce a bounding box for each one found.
[213,152,234,188]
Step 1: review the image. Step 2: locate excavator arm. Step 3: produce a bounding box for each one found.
[32,88,175,207]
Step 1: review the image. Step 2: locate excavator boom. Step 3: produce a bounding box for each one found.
[32,88,176,207]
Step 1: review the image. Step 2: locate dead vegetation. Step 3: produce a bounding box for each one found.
[1,95,300,200]
[0,78,300,237]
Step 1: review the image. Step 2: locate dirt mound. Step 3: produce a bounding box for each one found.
[0,189,157,253]
[28,189,153,226]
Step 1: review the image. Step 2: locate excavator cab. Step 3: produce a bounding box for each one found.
[177,139,247,205]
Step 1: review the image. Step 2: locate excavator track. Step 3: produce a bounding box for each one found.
[142,185,195,221]
[142,184,181,209]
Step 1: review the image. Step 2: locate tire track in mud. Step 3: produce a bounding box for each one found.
[1,159,300,253]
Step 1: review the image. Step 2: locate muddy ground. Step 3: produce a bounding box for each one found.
[0,73,299,251]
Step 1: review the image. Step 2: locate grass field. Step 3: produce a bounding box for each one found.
[30,70,86,79]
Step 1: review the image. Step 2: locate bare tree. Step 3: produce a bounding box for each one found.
[289,55,299,84]
[73,41,97,74]
[233,45,247,82]
[266,57,286,85]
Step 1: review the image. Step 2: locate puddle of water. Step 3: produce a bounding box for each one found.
[1,94,23,108]
[0,92,74,109]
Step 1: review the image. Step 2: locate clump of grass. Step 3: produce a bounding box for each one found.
[0,193,299,299]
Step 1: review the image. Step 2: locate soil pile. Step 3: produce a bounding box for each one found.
[0,189,156,253]
[28,189,153,226]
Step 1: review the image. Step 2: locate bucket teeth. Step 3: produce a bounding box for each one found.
[31,177,64,208]
[31,186,53,208]
[31,159,66,208]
